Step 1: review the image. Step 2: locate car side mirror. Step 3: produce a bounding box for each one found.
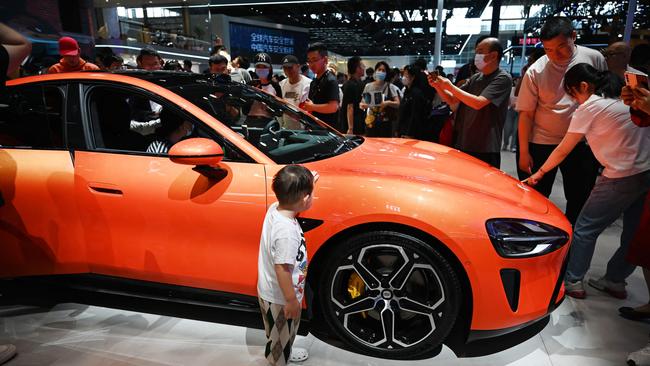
[168,138,224,166]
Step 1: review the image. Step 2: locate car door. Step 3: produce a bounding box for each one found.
[0,82,86,278]
[73,83,267,297]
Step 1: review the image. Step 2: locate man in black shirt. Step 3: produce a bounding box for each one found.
[0,23,31,365]
[303,42,340,130]
[341,56,366,134]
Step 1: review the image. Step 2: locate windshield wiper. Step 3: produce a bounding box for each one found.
[292,151,341,164]
[333,135,363,153]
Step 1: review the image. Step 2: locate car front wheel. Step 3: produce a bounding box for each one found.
[318,231,462,360]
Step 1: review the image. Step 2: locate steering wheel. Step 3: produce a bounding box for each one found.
[263,119,281,135]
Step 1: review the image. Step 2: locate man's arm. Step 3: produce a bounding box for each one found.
[517,110,535,173]
[0,23,32,76]
[437,89,459,108]
[304,99,339,114]
[346,104,354,133]
[305,77,340,114]
[428,74,459,109]
[515,71,538,174]
[524,132,584,185]
[440,78,492,110]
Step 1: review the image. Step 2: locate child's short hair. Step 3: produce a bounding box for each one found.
[272,165,314,206]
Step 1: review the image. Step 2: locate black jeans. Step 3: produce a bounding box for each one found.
[464,151,501,169]
[517,141,600,225]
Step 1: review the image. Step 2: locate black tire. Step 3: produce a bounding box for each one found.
[317,231,461,360]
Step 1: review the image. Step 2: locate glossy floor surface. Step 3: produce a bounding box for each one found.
[1,151,649,366]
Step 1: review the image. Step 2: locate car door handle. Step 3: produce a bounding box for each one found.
[88,183,123,196]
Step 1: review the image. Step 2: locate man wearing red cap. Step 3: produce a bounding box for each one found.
[48,36,99,74]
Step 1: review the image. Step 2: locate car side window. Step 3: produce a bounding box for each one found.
[86,85,250,162]
[87,87,150,152]
[0,84,65,149]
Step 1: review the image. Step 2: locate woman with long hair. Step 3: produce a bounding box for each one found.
[398,64,433,141]
[525,63,650,299]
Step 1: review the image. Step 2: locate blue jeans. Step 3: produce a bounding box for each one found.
[565,169,650,283]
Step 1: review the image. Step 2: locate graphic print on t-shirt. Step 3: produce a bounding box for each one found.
[285,91,299,101]
[294,231,308,301]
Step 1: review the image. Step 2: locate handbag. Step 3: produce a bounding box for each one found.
[438,115,454,146]
[380,84,399,123]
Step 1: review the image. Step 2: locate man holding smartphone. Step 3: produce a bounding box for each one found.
[427,37,512,168]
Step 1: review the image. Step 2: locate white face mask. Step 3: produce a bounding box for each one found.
[402,76,411,87]
[474,53,488,71]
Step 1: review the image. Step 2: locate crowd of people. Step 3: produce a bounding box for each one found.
[2,13,650,365]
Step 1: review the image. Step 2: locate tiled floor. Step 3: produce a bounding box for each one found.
[1,151,648,366]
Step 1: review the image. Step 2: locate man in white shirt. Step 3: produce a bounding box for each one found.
[517,16,607,225]
[279,55,311,129]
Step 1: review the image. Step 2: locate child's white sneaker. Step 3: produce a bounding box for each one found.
[289,347,308,363]
[628,341,650,366]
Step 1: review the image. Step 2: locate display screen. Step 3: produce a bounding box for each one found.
[229,22,309,65]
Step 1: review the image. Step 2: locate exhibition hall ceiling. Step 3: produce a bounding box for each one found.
[95,0,649,56]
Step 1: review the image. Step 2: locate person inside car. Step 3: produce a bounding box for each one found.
[146,109,193,154]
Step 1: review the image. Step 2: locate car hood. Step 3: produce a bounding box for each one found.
[315,138,549,214]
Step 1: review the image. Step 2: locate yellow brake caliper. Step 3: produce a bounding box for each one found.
[347,272,368,318]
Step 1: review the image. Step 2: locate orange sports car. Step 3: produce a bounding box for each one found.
[0,71,571,360]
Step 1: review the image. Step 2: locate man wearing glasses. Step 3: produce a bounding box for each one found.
[303,42,340,130]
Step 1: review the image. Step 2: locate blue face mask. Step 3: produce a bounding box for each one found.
[375,71,386,81]
[306,69,315,79]
[256,68,270,79]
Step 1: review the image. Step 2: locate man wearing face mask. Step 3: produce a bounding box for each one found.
[304,42,340,130]
[427,37,512,168]
[516,17,606,228]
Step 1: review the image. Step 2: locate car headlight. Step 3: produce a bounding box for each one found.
[485,218,569,258]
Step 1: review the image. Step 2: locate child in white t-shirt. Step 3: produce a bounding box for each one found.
[257,165,317,366]
[524,63,650,300]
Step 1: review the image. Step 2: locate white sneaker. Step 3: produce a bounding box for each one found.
[289,347,308,363]
[0,344,17,365]
[628,342,650,366]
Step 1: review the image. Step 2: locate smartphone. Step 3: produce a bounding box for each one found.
[625,71,649,89]
[425,69,439,82]
[373,92,383,105]
[362,92,371,104]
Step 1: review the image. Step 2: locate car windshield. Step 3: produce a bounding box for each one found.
[141,73,362,164]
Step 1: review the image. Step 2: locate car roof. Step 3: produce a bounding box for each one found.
[114,70,236,89]
[8,70,233,89]
[6,71,275,165]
